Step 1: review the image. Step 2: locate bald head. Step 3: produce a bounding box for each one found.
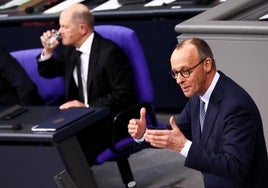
[58,3,95,48]
[175,38,216,69]
[60,3,94,28]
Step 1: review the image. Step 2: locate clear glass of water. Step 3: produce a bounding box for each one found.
[46,31,61,48]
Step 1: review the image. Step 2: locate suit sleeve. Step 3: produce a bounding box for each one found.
[0,47,43,105]
[88,45,135,112]
[185,102,259,183]
[176,100,193,140]
[37,49,66,78]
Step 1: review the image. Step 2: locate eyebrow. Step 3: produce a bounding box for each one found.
[172,65,191,71]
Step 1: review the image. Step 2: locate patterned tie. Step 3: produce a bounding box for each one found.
[200,99,206,132]
[75,50,84,102]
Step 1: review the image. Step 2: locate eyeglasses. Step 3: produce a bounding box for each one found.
[170,57,207,79]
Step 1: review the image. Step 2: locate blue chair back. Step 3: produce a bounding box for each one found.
[93,25,159,187]
[95,25,154,103]
[10,48,65,105]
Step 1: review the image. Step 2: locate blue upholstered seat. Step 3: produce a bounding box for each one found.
[94,25,160,187]
[95,25,154,103]
[10,48,65,105]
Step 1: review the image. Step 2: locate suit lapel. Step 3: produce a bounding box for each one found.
[86,33,100,97]
[201,100,220,144]
[65,49,78,99]
[191,97,202,143]
[201,75,223,144]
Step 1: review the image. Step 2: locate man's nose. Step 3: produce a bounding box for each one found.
[176,73,185,84]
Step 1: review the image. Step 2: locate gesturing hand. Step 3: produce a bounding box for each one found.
[128,107,147,140]
[144,116,187,152]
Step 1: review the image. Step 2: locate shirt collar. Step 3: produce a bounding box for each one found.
[76,33,94,55]
[200,71,220,106]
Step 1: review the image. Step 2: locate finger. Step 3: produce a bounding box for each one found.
[146,129,168,137]
[51,29,57,34]
[129,119,137,125]
[140,107,146,125]
[128,120,135,127]
[46,30,52,37]
[59,101,72,110]
[169,116,178,130]
[145,133,168,148]
[59,104,68,110]
[42,31,51,40]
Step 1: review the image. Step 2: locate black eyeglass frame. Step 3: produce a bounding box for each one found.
[170,57,208,79]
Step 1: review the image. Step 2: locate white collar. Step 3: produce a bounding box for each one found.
[200,71,220,109]
[76,33,94,55]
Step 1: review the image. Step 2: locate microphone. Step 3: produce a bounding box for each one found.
[0,124,22,130]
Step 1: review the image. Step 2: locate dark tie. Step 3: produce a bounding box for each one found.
[75,50,84,102]
[200,99,206,132]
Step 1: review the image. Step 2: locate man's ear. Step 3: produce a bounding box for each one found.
[204,58,213,72]
[79,23,88,35]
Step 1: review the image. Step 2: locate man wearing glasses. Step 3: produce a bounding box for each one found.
[128,38,268,187]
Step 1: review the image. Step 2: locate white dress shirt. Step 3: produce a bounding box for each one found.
[74,33,94,105]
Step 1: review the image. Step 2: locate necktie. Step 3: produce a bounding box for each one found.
[75,50,84,102]
[200,99,206,132]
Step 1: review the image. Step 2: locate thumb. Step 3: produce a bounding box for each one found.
[169,116,178,130]
[140,107,146,126]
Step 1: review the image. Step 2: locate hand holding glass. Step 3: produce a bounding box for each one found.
[46,31,61,48]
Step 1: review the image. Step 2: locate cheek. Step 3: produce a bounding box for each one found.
[63,33,74,45]
[191,82,200,95]
[69,31,81,43]
[61,38,68,45]
[188,76,202,95]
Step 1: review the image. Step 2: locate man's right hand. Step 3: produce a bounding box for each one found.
[40,29,59,56]
[128,107,147,140]
[59,100,87,110]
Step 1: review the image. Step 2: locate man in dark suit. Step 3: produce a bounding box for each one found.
[0,46,43,106]
[38,3,135,164]
[128,38,268,187]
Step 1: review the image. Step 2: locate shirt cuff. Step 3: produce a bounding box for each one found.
[133,135,145,143]
[39,50,53,61]
[180,140,192,157]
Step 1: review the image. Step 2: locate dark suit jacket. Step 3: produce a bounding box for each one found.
[0,47,43,106]
[37,32,136,113]
[177,71,268,188]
